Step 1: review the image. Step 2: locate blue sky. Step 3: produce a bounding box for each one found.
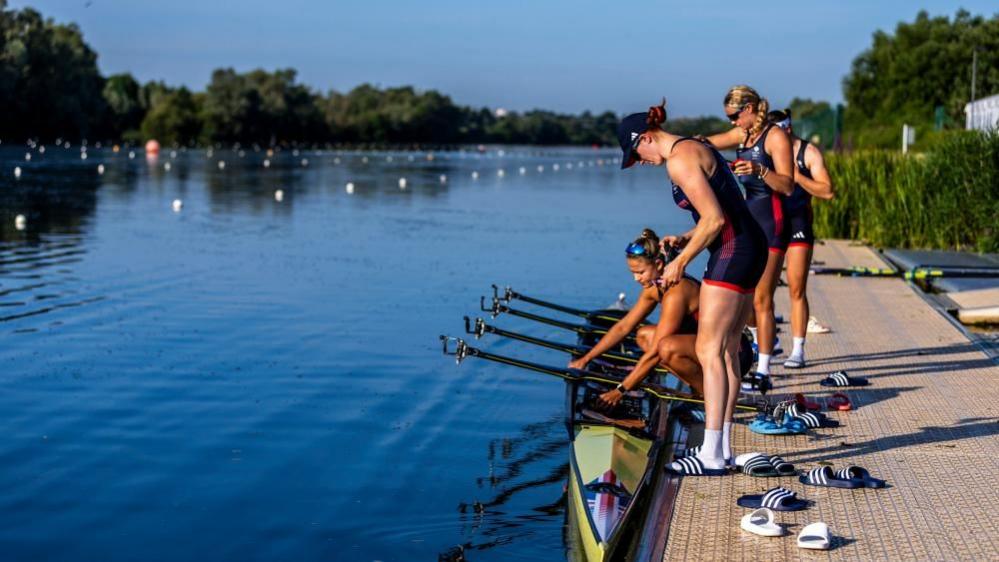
[13,1,997,116]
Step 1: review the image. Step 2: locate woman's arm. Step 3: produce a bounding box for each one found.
[568,287,658,369]
[756,126,794,196]
[597,288,688,406]
[704,127,744,150]
[661,153,726,286]
[796,144,835,200]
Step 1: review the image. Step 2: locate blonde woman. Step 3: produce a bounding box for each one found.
[706,86,794,387]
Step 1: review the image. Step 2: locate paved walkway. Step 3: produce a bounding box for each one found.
[662,240,999,561]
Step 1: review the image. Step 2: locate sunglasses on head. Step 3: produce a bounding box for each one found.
[726,104,747,121]
[625,242,652,258]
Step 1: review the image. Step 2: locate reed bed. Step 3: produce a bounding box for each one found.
[815,131,999,252]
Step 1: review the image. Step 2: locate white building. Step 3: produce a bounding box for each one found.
[965,93,999,131]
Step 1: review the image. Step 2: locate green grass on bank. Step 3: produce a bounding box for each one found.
[815,130,999,253]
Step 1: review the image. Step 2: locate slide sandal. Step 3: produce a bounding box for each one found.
[768,455,797,476]
[785,410,839,429]
[794,393,821,411]
[742,455,780,477]
[828,393,852,411]
[741,508,784,537]
[799,466,863,488]
[820,371,870,387]
[837,466,886,488]
[798,522,831,550]
[665,456,728,477]
[737,486,809,511]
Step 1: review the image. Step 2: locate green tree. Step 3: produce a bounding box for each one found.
[842,10,999,147]
[103,73,144,138]
[140,87,202,146]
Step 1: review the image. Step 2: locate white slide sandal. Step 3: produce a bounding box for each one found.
[740,508,784,537]
[797,521,831,549]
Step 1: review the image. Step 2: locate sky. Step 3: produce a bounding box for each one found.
[11,0,997,117]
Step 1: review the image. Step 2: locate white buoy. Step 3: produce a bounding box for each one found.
[537,165,544,173]
[552,163,559,171]
[361,156,368,164]
[292,149,300,157]
[519,166,526,175]
[398,177,407,189]
[164,162,171,171]
[301,158,308,167]
[81,152,88,160]
[408,155,414,162]
[24,153,31,161]
[97,164,105,175]
[218,160,226,170]
[386,156,393,162]
[263,159,271,168]
[345,182,355,194]
[14,214,26,230]
[238,150,245,158]
[172,199,183,212]
[171,150,177,159]
[38,146,45,154]
[333,157,341,165]
[439,174,447,184]
[566,163,573,169]
[274,189,284,202]
[128,151,135,159]
[497,169,505,177]
[14,166,22,178]
[471,171,479,180]
[64,142,70,149]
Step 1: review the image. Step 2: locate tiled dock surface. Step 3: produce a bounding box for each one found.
[662,240,999,561]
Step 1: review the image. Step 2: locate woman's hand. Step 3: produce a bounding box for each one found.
[661,257,687,287]
[568,357,588,370]
[732,159,754,176]
[660,234,689,253]
[597,389,624,409]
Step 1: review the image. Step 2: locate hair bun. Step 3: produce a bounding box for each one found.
[646,100,667,127]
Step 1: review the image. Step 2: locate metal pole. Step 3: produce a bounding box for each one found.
[970,47,978,129]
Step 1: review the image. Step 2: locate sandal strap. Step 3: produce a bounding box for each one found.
[806,466,832,485]
[743,456,774,474]
[761,487,796,508]
[673,456,710,475]
[769,455,794,471]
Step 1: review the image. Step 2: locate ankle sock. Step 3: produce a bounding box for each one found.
[791,337,805,359]
[722,422,733,461]
[757,353,772,375]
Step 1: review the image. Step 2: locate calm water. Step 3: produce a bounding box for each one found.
[0,144,701,561]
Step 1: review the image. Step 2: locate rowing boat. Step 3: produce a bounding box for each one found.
[443,289,757,560]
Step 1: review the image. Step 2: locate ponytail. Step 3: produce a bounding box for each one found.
[646,99,667,128]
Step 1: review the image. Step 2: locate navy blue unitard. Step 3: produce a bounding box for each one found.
[785,139,815,247]
[735,125,789,253]
[670,138,767,293]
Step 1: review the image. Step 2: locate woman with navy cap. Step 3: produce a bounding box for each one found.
[705,85,794,388]
[618,101,766,475]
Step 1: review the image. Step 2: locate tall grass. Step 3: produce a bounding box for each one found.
[815,131,999,252]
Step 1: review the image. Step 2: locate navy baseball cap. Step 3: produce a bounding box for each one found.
[617,112,648,169]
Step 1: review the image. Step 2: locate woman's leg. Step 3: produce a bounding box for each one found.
[669,284,746,470]
[722,293,755,461]
[656,334,703,395]
[752,250,784,375]
[785,244,812,365]
[636,325,656,353]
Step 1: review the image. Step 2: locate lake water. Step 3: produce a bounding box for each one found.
[0,144,701,561]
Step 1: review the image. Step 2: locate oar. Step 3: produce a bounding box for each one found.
[493,285,651,326]
[481,296,638,344]
[440,336,759,411]
[464,316,668,375]
[811,266,999,278]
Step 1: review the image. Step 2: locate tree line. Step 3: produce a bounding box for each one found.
[1,2,995,148]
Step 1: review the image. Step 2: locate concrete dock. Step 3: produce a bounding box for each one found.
[661,240,999,561]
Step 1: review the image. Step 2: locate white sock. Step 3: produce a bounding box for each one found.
[791,337,805,358]
[757,353,772,375]
[722,422,733,461]
[696,429,724,467]
[748,326,758,342]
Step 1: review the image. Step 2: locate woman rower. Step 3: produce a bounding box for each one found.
[618,101,766,475]
[568,228,704,400]
[705,85,794,389]
[767,109,835,368]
